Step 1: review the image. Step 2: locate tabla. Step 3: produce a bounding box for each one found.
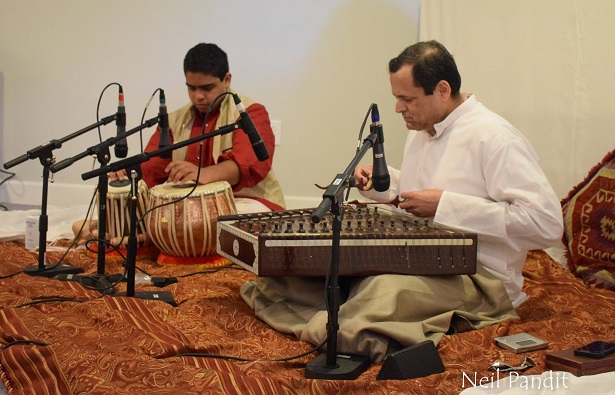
[145,181,237,258]
[89,179,151,247]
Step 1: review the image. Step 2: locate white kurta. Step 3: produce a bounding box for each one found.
[241,94,563,362]
[362,94,564,307]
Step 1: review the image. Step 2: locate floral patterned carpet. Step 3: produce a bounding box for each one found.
[0,242,613,394]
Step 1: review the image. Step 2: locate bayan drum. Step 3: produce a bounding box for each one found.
[88,179,151,247]
[85,179,158,263]
[145,181,237,264]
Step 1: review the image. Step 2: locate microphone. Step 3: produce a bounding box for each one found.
[370,104,390,192]
[232,94,269,161]
[158,89,171,159]
[114,86,128,158]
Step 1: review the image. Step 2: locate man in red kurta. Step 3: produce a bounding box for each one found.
[113,43,285,212]
[74,43,285,247]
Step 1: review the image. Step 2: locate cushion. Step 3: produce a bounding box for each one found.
[561,148,615,290]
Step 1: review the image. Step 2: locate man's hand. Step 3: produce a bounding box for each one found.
[399,189,443,217]
[354,165,374,191]
[108,169,128,183]
[165,160,201,185]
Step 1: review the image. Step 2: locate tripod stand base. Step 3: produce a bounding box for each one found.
[305,353,371,380]
[86,274,120,295]
[53,272,119,295]
[24,263,83,278]
[115,291,177,307]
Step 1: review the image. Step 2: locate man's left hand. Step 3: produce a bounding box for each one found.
[398,189,443,217]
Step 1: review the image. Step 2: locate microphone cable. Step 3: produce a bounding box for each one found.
[0,168,16,211]
[344,103,377,203]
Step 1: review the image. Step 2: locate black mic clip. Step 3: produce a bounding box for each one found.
[158,89,171,159]
[370,104,390,192]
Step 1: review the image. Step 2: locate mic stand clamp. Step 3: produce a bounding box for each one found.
[305,129,380,380]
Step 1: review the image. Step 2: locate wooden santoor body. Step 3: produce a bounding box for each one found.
[217,205,477,277]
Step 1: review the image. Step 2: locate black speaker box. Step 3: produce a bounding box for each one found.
[376,340,445,380]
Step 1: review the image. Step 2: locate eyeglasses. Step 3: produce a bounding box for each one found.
[489,356,536,372]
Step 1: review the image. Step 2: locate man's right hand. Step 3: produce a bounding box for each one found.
[354,165,374,191]
[108,169,128,183]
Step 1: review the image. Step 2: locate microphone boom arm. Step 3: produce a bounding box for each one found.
[50,115,158,173]
[311,129,377,223]
[81,121,240,181]
[4,114,117,170]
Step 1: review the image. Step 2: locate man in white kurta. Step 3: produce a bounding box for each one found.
[241,41,563,363]
[363,92,563,308]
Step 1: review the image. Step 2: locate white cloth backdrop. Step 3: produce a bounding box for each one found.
[419,0,615,199]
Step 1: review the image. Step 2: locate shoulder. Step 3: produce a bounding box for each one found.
[453,102,538,160]
[245,102,271,119]
[233,91,269,112]
[459,102,523,141]
[168,103,194,126]
[170,102,194,117]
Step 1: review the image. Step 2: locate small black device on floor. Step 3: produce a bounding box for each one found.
[574,341,615,359]
[376,340,444,380]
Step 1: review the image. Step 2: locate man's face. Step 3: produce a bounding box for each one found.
[390,65,444,133]
[185,71,231,113]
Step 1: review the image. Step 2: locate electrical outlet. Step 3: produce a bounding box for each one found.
[271,119,282,146]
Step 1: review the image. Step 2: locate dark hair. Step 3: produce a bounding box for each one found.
[388,40,461,96]
[183,43,229,81]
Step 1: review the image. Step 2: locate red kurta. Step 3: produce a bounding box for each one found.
[141,103,282,211]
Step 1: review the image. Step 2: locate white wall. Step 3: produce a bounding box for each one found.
[2,0,614,211]
[0,0,421,209]
[420,0,615,199]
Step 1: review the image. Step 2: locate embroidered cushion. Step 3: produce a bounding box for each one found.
[561,149,615,290]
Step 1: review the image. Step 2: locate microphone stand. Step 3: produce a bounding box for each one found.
[51,116,159,293]
[305,127,380,380]
[3,114,117,277]
[113,166,176,305]
[81,121,242,306]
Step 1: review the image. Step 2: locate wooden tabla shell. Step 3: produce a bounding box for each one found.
[145,181,237,257]
[89,179,151,246]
